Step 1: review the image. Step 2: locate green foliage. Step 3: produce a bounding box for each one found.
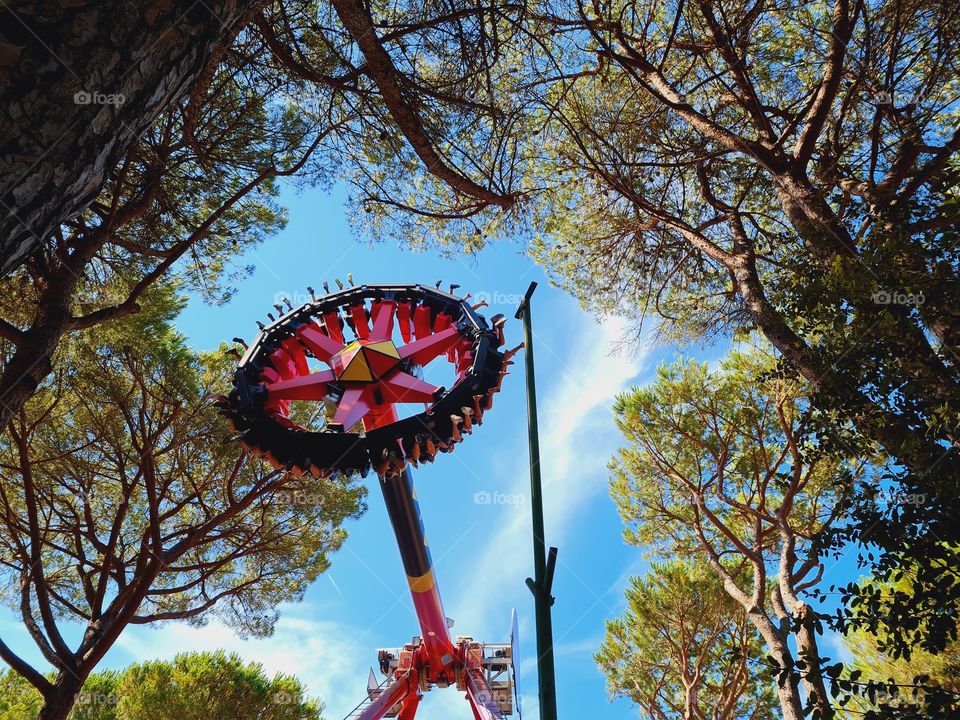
[0,670,43,720]
[70,673,121,720]
[0,308,364,634]
[315,0,532,249]
[0,296,364,720]
[611,349,853,560]
[0,653,322,720]
[611,349,960,717]
[117,651,322,720]
[597,560,776,720]
[609,346,873,720]
[839,565,960,717]
[67,24,327,309]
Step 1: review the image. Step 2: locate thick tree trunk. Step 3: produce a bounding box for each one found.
[773,173,857,260]
[38,673,83,720]
[0,0,258,274]
[0,313,66,434]
[748,611,806,720]
[0,259,81,435]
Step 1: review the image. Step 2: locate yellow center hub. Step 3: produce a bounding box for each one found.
[331,339,402,382]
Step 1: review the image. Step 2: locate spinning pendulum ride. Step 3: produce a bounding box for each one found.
[219,282,522,720]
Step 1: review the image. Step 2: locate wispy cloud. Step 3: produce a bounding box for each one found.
[448,315,648,630]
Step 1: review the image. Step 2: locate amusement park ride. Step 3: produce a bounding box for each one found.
[219,282,528,720]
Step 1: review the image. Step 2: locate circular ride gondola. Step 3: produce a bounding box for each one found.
[218,283,512,479]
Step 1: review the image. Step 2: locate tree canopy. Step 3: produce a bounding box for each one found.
[0,651,322,720]
[839,563,960,717]
[610,349,871,720]
[597,560,776,720]
[0,295,363,719]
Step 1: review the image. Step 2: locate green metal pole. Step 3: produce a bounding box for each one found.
[515,281,558,720]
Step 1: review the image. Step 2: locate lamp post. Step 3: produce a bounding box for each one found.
[515,281,558,720]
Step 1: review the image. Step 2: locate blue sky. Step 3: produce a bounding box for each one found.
[0,180,856,718]
[163,182,683,720]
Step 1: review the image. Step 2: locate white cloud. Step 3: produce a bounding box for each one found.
[418,686,471,719]
[822,629,855,665]
[448,315,648,631]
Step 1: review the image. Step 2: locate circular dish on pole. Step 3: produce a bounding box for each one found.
[219,282,511,477]
[220,281,524,720]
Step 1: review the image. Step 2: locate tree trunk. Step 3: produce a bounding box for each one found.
[0,0,259,274]
[730,254,958,480]
[0,261,78,435]
[748,611,806,720]
[772,171,856,260]
[0,317,64,433]
[795,603,834,720]
[772,675,806,720]
[38,673,83,720]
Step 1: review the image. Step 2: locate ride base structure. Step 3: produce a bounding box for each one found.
[220,283,523,720]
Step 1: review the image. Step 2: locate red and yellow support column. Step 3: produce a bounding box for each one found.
[378,467,456,674]
[363,409,456,679]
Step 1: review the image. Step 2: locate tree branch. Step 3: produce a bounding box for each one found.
[329,0,517,208]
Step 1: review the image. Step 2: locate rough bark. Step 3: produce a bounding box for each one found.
[0,228,100,434]
[0,303,69,439]
[794,604,834,720]
[38,672,83,720]
[0,268,74,435]
[0,0,260,274]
